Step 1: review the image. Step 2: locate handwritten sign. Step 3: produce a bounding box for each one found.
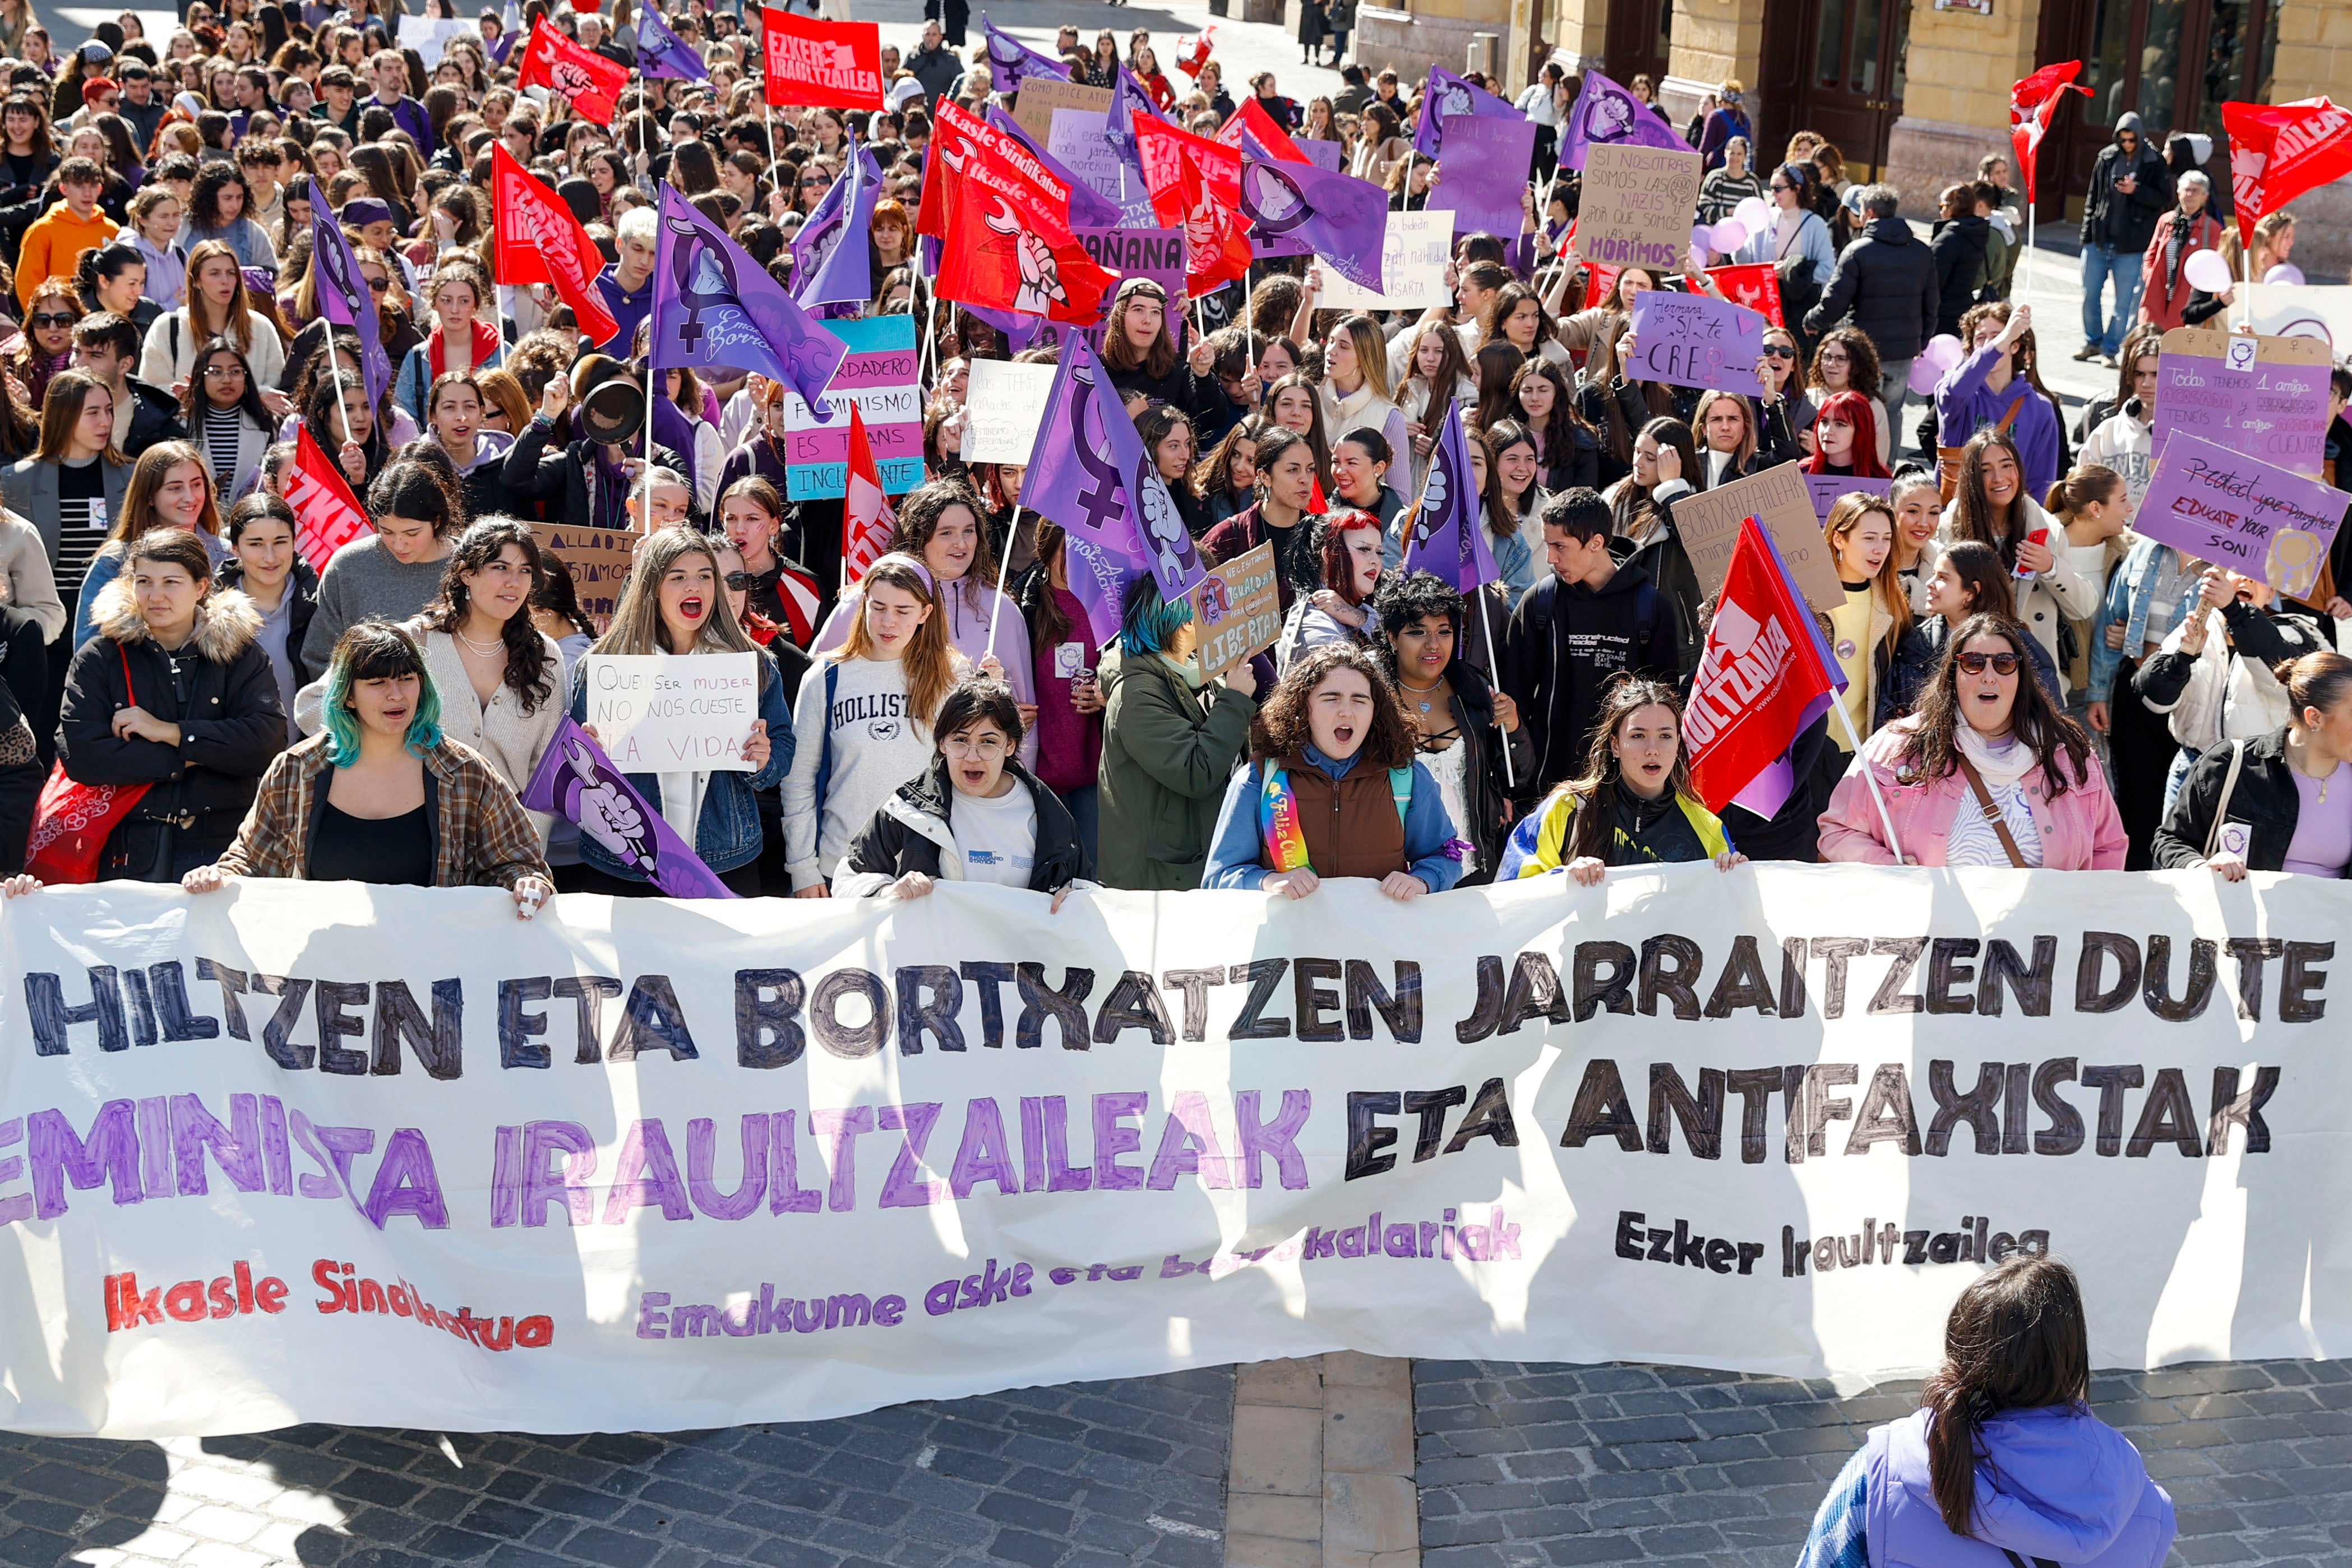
[2132,432,2349,600]
[1579,144,1702,272]
[1047,108,1159,229]
[962,359,1061,465]
[1319,211,1451,310]
[1430,115,1538,238]
[1011,77,1110,143]
[1190,543,1281,682]
[531,522,635,635]
[580,652,761,773]
[2151,328,2333,480]
[1669,464,1844,613]
[1804,473,1893,521]
[781,316,921,500]
[1627,290,1769,391]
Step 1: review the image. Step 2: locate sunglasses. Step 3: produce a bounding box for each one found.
[722,571,751,590]
[1955,651,2022,676]
[1760,344,1795,359]
[1769,182,1791,192]
[366,275,391,292]
[27,312,74,329]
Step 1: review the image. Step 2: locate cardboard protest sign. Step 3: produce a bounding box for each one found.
[1047,108,1158,229]
[1318,211,1452,311]
[1012,77,1110,142]
[1430,115,1538,237]
[962,360,1061,465]
[1579,144,1703,272]
[1627,290,1769,391]
[579,653,761,772]
[1669,463,1844,613]
[531,522,635,633]
[2133,431,2349,601]
[1191,543,1282,681]
[2151,328,2333,479]
[1804,474,1893,520]
[781,316,921,500]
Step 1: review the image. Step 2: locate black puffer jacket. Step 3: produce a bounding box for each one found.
[502,418,700,532]
[1803,216,1941,363]
[833,754,1092,896]
[56,581,288,880]
[1928,214,1990,339]
[1105,358,1233,434]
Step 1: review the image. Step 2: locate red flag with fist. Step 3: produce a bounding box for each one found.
[516,20,629,124]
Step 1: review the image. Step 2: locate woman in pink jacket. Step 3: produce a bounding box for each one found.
[1820,614,2127,868]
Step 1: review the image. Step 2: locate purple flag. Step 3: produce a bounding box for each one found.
[636,5,708,82]
[1427,114,1537,237]
[1398,400,1497,593]
[310,203,391,410]
[1239,155,1388,293]
[987,105,1121,229]
[792,139,882,309]
[651,187,848,417]
[1561,68,1686,170]
[980,12,1066,92]
[1024,334,1208,642]
[521,717,737,899]
[1413,66,1516,160]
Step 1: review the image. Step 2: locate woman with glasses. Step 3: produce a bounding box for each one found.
[176,335,272,502]
[1821,613,2123,867]
[7,280,80,410]
[1804,328,1886,466]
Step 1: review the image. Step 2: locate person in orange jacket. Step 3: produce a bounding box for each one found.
[15,156,113,311]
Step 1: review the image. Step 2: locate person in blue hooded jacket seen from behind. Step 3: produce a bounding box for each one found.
[1795,1254,2175,1568]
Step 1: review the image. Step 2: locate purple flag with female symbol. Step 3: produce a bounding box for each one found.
[1413,66,1516,159]
[1560,69,1686,170]
[988,105,1122,228]
[651,187,848,417]
[1398,400,1498,592]
[792,140,882,308]
[636,6,709,81]
[980,13,1067,91]
[309,204,391,409]
[521,718,737,900]
[1238,155,1389,292]
[1024,334,1209,642]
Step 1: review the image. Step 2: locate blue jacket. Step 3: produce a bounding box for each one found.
[565,645,795,878]
[1202,744,1463,893]
[2087,535,2194,702]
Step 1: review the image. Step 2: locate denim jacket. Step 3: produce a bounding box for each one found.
[566,645,794,878]
[2087,535,2192,702]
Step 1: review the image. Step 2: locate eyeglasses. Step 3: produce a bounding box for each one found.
[1760,345,1795,359]
[942,733,1009,758]
[1955,651,2022,676]
[365,275,391,292]
[722,571,751,590]
[27,312,74,329]
[202,363,246,378]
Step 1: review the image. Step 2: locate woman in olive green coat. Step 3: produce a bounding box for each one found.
[1094,584,1260,890]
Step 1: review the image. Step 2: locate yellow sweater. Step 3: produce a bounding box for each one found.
[16,201,116,310]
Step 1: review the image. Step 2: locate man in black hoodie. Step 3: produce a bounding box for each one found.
[1803,183,1939,464]
[1500,489,1681,805]
[2078,113,2174,365]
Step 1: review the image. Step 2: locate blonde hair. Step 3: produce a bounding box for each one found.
[1824,492,1910,662]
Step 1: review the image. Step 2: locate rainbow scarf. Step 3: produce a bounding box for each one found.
[1259,766,1312,872]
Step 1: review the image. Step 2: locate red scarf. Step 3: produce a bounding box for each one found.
[428,319,502,378]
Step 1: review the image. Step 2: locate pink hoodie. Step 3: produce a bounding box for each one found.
[1818,716,2128,869]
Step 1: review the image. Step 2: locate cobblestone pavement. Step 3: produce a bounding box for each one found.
[0,1370,1233,1568]
[1413,1358,2352,1568]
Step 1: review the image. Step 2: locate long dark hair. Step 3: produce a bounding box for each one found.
[1559,674,1693,864]
[1247,641,1415,768]
[179,335,272,430]
[1949,428,2034,566]
[1479,418,1536,542]
[1921,1256,2090,1537]
[1903,613,2092,798]
[421,519,556,714]
[1612,417,1696,540]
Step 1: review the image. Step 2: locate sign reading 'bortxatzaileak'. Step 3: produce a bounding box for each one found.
[3,868,2345,1439]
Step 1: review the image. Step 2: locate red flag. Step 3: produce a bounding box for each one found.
[842,405,896,586]
[1706,263,1783,326]
[2221,98,2352,250]
[516,20,630,124]
[2009,62,2089,202]
[773,561,822,645]
[759,8,884,111]
[1175,29,1214,80]
[287,426,372,574]
[1216,96,1307,164]
[491,143,618,346]
[931,101,1120,325]
[1684,518,1841,813]
[1133,114,1250,296]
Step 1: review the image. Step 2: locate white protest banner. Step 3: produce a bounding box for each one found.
[1318,211,1451,311]
[4,868,2348,1438]
[578,652,760,771]
[961,360,1060,465]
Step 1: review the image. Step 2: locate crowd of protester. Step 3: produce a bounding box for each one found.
[0,0,2323,918]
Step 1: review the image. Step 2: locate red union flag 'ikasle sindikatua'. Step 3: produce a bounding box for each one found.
[492,143,619,345]
[928,100,1120,326]
[1685,516,1845,816]
[515,19,629,124]
[1131,114,1251,296]
[286,426,371,573]
[760,9,882,111]
[2221,97,2352,251]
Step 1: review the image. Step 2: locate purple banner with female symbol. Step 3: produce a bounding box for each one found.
[1561,68,1686,170]
[1428,115,1538,238]
[521,718,736,899]
[1398,400,1497,593]
[2133,431,2350,601]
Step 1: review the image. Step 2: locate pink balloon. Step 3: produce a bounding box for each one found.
[2183,248,2235,295]
[1708,219,1750,254]
[1732,196,1772,234]
[1909,356,1943,396]
[1924,334,1966,374]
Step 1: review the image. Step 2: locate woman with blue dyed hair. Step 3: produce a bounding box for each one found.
[1094,575,1259,890]
[183,619,553,912]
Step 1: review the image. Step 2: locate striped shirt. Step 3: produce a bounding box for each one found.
[1794,1449,1869,1568]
